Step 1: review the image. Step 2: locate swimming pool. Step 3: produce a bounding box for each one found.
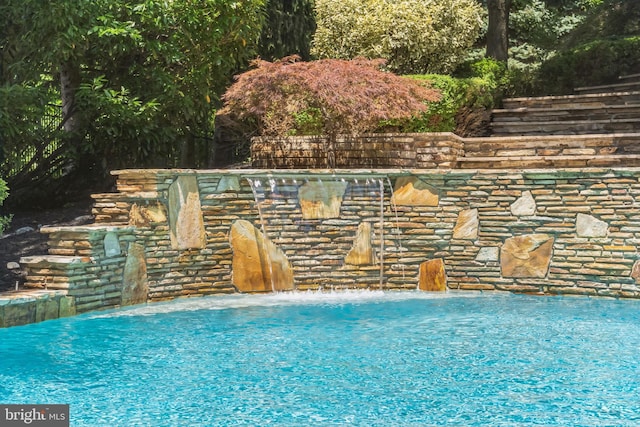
[1,291,639,426]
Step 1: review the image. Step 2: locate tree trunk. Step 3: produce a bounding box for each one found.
[180,138,195,168]
[60,59,81,134]
[486,0,511,63]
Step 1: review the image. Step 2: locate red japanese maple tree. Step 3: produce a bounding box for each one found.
[219,56,440,138]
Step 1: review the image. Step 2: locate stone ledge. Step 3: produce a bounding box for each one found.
[39,224,136,234]
[91,192,161,200]
[19,255,94,265]
[0,290,76,328]
[457,155,640,169]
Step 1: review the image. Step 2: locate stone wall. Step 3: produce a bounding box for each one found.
[12,166,640,327]
[251,133,464,169]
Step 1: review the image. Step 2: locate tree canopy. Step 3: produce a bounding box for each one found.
[311,0,483,74]
[0,0,265,204]
[258,0,316,61]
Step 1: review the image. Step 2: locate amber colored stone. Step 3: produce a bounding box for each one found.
[419,258,447,291]
[229,220,294,292]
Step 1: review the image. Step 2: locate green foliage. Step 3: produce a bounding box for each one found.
[402,58,506,134]
[311,0,484,74]
[220,57,441,138]
[259,0,316,61]
[562,0,639,48]
[0,0,266,188]
[0,177,11,233]
[537,36,640,94]
[0,84,65,183]
[508,0,602,69]
[523,0,640,95]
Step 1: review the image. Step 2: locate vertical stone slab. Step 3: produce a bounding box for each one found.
[122,242,149,306]
[298,181,348,219]
[217,176,241,192]
[453,208,478,239]
[103,232,121,257]
[419,259,447,291]
[59,296,76,318]
[345,222,378,265]
[391,176,439,206]
[35,295,60,323]
[631,260,640,284]
[168,175,206,250]
[229,220,294,292]
[501,234,554,278]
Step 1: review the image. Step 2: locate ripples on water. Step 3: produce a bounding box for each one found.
[1,291,640,426]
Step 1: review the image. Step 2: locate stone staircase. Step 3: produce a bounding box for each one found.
[458,74,640,169]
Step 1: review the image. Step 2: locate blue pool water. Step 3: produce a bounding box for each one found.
[1,291,640,426]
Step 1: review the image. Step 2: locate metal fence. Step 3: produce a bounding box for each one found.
[3,106,63,178]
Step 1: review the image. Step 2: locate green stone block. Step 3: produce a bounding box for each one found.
[59,296,77,318]
[36,296,60,322]
[4,300,36,327]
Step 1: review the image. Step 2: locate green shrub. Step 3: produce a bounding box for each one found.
[399,58,506,135]
[0,177,11,234]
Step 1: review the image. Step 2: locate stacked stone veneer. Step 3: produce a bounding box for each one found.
[14,166,640,326]
[251,133,464,169]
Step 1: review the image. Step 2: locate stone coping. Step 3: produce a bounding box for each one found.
[39,224,136,234]
[110,167,640,177]
[465,132,640,142]
[19,255,93,265]
[506,90,640,102]
[0,289,68,304]
[91,191,161,200]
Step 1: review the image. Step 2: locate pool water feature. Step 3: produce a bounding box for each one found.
[247,174,392,290]
[2,291,640,426]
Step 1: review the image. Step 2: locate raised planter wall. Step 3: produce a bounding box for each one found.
[251,133,464,169]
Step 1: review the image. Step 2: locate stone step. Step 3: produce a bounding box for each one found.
[502,91,640,110]
[19,255,93,290]
[457,154,640,169]
[492,104,640,123]
[38,224,135,257]
[464,133,640,157]
[490,118,640,136]
[574,80,640,95]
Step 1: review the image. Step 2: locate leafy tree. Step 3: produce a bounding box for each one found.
[219,56,440,141]
[537,0,640,94]
[0,0,265,205]
[259,0,316,61]
[311,0,483,74]
[482,0,604,69]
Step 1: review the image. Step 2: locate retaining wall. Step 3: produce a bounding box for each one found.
[6,167,640,327]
